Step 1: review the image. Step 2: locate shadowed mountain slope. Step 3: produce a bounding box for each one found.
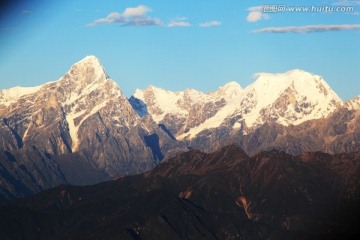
[0,145,359,240]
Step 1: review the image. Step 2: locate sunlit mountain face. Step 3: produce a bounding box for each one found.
[0,55,359,200]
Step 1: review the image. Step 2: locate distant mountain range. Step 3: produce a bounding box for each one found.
[133,69,341,139]
[1,145,359,239]
[0,55,359,199]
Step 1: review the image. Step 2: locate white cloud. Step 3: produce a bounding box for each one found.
[247,12,262,22]
[199,21,222,27]
[168,21,191,27]
[253,24,360,33]
[87,5,161,27]
[168,18,191,27]
[87,12,125,26]
[123,5,150,17]
[246,6,269,22]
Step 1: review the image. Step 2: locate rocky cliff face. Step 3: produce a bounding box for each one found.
[0,56,182,199]
[187,105,360,156]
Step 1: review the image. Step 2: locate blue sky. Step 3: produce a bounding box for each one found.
[0,0,359,100]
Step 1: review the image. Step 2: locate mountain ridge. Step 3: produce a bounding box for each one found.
[133,68,344,141]
[1,145,359,239]
[0,55,359,200]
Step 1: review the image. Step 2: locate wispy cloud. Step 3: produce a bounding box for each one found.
[199,21,221,27]
[124,17,163,27]
[168,18,191,27]
[89,12,125,26]
[253,24,360,33]
[88,5,220,28]
[87,5,162,27]
[246,6,269,22]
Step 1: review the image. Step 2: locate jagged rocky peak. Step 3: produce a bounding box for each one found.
[145,85,180,97]
[73,55,107,75]
[133,81,243,113]
[56,55,123,107]
[0,55,132,155]
[345,95,360,110]
[182,88,210,104]
[134,81,244,110]
[0,56,118,109]
[60,55,111,87]
[134,85,178,106]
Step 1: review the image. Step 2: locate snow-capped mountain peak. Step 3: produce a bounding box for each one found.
[236,69,342,128]
[63,55,109,85]
[136,69,343,140]
[248,69,341,109]
[0,56,110,109]
[220,81,242,90]
[79,55,100,63]
[133,86,186,122]
[133,81,244,122]
[76,55,104,69]
[211,81,243,101]
[55,56,131,151]
[0,56,134,153]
